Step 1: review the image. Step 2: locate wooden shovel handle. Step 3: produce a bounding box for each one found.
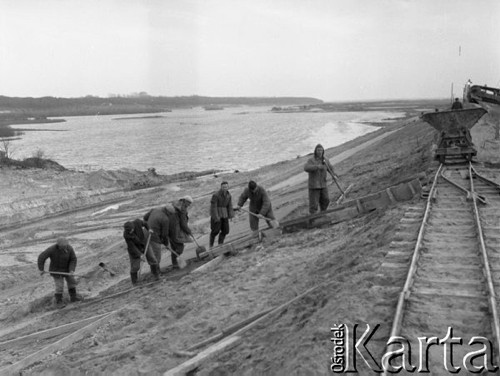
[325,162,345,194]
[46,271,85,278]
[239,207,272,221]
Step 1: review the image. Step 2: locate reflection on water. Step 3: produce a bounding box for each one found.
[11,106,404,174]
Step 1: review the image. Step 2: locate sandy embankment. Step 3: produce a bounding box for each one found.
[0,106,499,375]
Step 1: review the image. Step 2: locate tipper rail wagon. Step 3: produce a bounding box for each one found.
[421,107,487,164]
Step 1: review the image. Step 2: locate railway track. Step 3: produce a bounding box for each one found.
[384,163,500,375]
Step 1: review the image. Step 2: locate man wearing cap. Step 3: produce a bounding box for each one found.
[38,237,81,307]
[235,181,275,233]
[209,182,234,248]
[166,196,194,269]
[123,218,158,285]
[145,205,171,279]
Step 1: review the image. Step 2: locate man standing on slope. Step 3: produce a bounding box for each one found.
[166,196,194,269]
[209,181,234,248]
[38,237,81,308]
[123,218,158,285]
[144,205,170,279]
[304,144,338,214]
[235,180,276,234]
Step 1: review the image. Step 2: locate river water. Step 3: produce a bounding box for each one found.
[10,106,404,174]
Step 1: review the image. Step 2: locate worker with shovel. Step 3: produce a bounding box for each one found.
[304,144,339,214]
[235,180,276,234]
[166,196,194,269]
[209,181,234,248]
[38,237,81,308]
[123,218,158,285]
[145,206,171,279]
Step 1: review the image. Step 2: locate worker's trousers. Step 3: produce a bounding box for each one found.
[52,274,77,294]
[308,188,330,214]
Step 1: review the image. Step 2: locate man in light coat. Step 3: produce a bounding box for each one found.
[304,144,338,214]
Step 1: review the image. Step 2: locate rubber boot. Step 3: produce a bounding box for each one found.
[209,234,215,248]
[171,252,179,269]
[69,288,82,302]
[130,272,138,285]
[218,234,225,245]
[150,265,160,280]
[54,293,65,309]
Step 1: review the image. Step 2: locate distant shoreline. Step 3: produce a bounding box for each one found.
[112,115,167,121]
[0,118,66,138]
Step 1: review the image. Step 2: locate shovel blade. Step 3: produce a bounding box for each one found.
[195,245,208,260]
[335,183,354,204]
[98,262,116,276]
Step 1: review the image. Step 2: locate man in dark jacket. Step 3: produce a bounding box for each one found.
[166,196,193,269]
[145,206,170,278]
[451,98,463,110]
[123,218,158,284]
[304,144,338,214]
[209,182,234,247]
[236,180,275,232]
[38,237,80,307]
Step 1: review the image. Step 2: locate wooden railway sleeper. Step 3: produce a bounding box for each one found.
[383,165,500,375]
[470,164,500,367]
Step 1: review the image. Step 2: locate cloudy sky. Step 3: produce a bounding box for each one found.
[1,0,499,101]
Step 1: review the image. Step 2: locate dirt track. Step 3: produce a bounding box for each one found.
[0,105,499,375]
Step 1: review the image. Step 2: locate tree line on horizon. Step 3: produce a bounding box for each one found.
[0,94,324,118]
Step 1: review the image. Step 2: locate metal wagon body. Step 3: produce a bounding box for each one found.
[421,107,487,163]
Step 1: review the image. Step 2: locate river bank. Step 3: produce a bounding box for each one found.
[0,103,499,375]
[0,118,66,138]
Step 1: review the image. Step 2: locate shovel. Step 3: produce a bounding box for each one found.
[335,182,353,204]
[239,207,280,229]
[191,235,207,261]
[44,271,88,278]
[166,247,187,269]
[326,163,352,204]
[41,271,88,286]
[98,262,116,276]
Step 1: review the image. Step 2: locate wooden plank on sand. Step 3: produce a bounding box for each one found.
[0,310,119,376]
[191,255,226,274]
[281,178,422,233]
[163,336,241,376]
[282,206,359,233]
[0,311,112,350]
[166,284,325,375]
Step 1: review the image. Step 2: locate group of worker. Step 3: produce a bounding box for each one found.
[121,180,280,285]
[37,143,340,307]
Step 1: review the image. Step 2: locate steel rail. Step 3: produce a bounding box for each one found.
[471,165,500,192]
[381,164,443,375]
[468,162,500,367]
[439,168,487,204]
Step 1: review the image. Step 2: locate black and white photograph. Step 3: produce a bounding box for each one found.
[0,0,499,374]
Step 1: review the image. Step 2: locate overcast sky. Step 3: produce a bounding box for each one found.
[1,0,499,101]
